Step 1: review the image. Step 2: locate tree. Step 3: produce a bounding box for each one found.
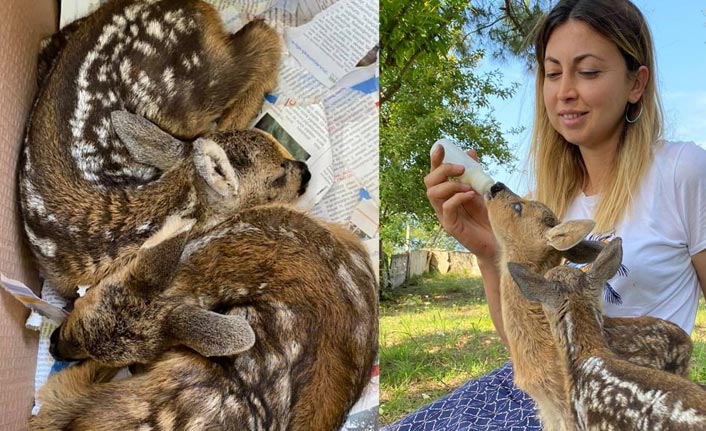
[380,0,546,254]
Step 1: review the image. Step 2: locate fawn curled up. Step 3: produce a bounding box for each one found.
[34,204,379,431]
[485,182,694,431]
[510,238,706,431]
[23,0,378,429]
[20,0,284,298]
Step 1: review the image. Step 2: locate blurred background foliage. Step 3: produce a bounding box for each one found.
[380,0,550,257]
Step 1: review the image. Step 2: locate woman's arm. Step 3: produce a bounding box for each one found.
[692,249,706,300]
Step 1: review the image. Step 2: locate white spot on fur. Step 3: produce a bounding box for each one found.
[98,64,109,82]
[111,153,127,164]
[338,265,366,313]
[274,303,295,333]
[174,18,187,33]
[163,67,175,94]
[285,341,302,360]
[134,40,156,56]
[265,353,282,372]
[180,228,230,262]
[136,221,152,234]
[141,215,195,249]
[23,146,30,172]
[146,20,164,40]
[229,222,260,234]
[97,25,118,47]
[22,179,46,216]
[124,3,142,21]
[278,227,296,239]
[165,27,179,45]
[351,252,372,275]
[94,125,109,142]
[24,224,57,257]
[76,285,89,297]
[119,58,133,82]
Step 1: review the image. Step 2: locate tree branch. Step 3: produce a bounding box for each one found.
[380,48,424,105]
[503,0,524,34]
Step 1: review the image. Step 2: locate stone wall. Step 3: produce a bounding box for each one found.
[383,249,479,289]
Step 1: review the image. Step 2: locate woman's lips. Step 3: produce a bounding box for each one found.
[559,112,587,127]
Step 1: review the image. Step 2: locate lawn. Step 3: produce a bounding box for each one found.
[379,272,706,426]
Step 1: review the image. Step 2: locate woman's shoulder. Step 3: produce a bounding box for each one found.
[654,140,706,182]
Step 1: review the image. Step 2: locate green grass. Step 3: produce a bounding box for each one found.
[380,272,706,426]
[691,299,706,382]
[379,272,508,426]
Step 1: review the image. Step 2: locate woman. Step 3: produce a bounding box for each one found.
[387,0,706,429]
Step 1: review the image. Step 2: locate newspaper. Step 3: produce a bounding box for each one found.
[41,0,379,428]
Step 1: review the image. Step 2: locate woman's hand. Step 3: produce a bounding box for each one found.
[424,145,498,262]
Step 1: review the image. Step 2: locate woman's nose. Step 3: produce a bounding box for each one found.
[557,75,578,101]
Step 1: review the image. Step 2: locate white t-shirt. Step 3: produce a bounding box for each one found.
[563,141,706,334]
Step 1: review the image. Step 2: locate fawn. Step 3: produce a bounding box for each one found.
[37,204,379,430]
[20,0,288,298]
[485,182,693,431]
[509,238,706,431]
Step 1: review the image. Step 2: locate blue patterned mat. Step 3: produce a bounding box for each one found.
[383,361,541,431]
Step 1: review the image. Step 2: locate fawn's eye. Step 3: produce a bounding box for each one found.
[513,202,522,215]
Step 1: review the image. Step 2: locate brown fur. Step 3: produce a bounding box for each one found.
[510,238,706,430]
[20,0,285,298]
[485,182,693,430]
[35,205,379,431]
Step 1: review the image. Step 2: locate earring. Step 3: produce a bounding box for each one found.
[625,101,643,124]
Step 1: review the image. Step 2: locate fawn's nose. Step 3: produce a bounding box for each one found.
[297,161,311,195]
[489,182,506,199]
[49,325,63,360]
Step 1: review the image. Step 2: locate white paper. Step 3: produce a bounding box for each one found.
[0,274,68,323]
[59,0,104,29]
[285,0,378,87]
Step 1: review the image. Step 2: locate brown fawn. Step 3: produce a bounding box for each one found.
[485,182,693,430]
[20,0,290,298]
[509,237,706,431]
[37,204,378,430]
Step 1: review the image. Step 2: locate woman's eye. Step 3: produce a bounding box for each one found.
[579,70,599,77]
[545,72,561,79]
[513,202,522,214]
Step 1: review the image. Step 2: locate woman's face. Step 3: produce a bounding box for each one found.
[542,19,646,150]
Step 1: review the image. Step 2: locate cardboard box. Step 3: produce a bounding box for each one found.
[0,1,58,429]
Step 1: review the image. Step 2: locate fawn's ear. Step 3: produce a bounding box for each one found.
[507,262,563,309]
[545,219,595,251]
[136,216,194,287]
[586,237,623,286]
[167,304,255,357]
[561,240,604,264]
[111,110,187,170]
[193,138,240,198]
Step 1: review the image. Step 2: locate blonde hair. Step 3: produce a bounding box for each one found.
[530,0,664,233]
